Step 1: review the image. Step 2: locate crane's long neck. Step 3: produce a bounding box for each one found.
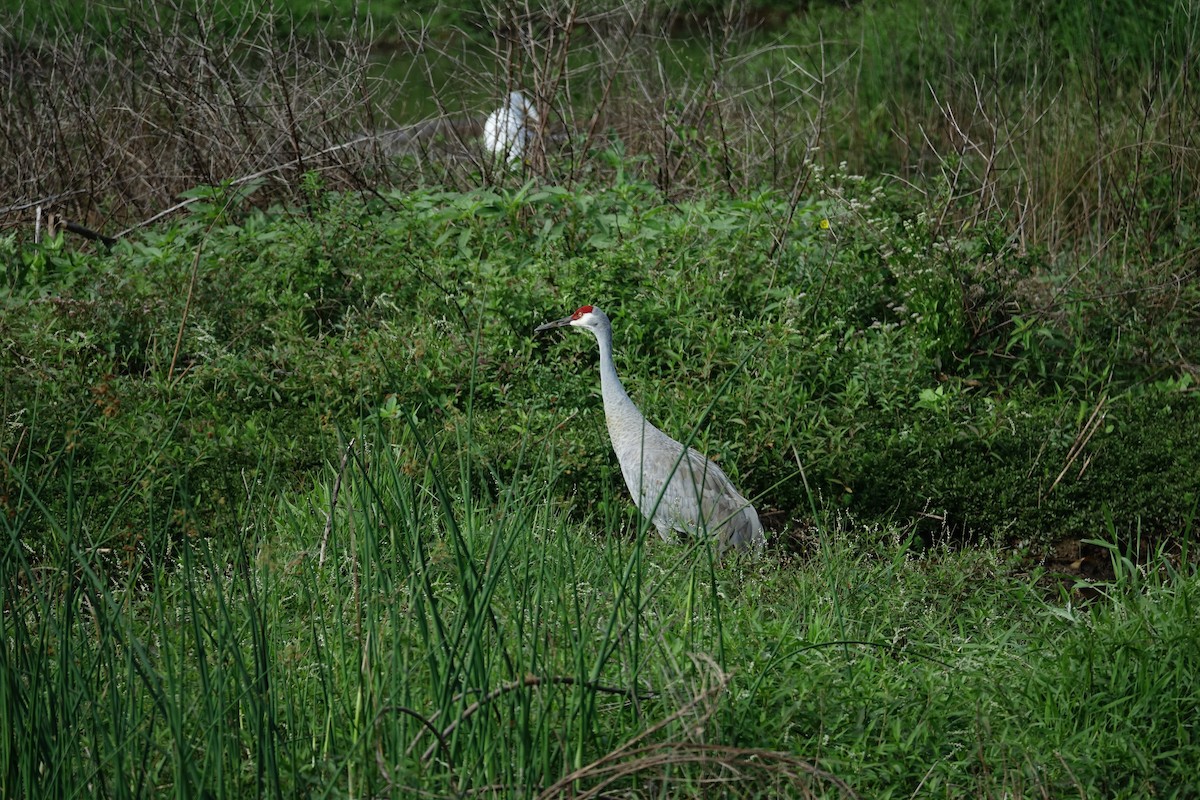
[593,325,642,427]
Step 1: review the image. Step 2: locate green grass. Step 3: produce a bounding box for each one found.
[5,410,1198,797]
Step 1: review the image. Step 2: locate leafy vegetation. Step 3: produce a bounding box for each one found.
[3,0,1199,796]
[5,174,1194,551]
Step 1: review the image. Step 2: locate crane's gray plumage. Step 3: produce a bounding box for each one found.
[536,305,765,557]
[484,91,538,163]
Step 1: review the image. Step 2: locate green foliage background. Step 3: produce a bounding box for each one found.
[4,170,1196,557]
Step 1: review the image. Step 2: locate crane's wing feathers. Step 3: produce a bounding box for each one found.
[616,423,764,555]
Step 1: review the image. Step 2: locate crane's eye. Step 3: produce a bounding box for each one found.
[573,305,594,319]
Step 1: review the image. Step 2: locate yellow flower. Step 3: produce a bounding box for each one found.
[819,218,830,230]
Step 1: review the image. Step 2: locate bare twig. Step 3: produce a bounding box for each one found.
[1047,394,1108,496]
[537,657,854,799]
[541,742,857,800]
[413,674,656,762]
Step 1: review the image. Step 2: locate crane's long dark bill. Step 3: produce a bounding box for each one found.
[535,316,573,332]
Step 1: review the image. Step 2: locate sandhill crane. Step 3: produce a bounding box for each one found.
[536,305,765,558]
[484,91,539,163]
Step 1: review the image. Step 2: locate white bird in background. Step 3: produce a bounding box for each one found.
[484,90,539,163]
[536,305,765,558]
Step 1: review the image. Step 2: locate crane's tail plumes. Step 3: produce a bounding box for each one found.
[718,499,766,559]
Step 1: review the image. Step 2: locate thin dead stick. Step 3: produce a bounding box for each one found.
[1048,394,1108,495]
[168,179,257,385]
[115,132,384,239]
[536,679,729,798]
[552,742,857,800]
[374,705,458,794]
[167,238,205,386]
[167,168,297,385]
[403,670,636,759]
[579,3,647,156]
[417,674,654,762]
[319,437,357,567]
[526,1,578,176]
[0,191,86,217]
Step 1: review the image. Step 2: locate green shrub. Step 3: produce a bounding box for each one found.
[4,172,1196,558]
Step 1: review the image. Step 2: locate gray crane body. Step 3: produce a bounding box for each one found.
[536,305,765,558]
